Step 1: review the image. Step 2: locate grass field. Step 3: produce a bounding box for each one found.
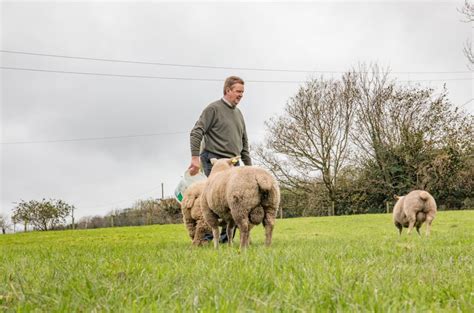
[1,211,473,312]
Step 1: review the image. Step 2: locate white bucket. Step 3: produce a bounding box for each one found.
[174,170,207,203]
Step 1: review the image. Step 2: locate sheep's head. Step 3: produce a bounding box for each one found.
[209,156,241,175]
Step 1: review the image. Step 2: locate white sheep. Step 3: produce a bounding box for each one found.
[392,190,437,236]
[201,157,280,249]
[181,180,213,246]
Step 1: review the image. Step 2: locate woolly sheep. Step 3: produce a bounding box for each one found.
[201,157,280,249]
[392,190,437,236]
[181,180,212,246]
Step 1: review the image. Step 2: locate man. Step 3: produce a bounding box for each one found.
[188,76,252,242]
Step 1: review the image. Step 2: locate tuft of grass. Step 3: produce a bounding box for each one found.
[1,211,473,312]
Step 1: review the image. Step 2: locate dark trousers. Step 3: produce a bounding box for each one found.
[200,150,238,242]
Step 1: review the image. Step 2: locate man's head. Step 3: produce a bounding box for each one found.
[223,76,244,106]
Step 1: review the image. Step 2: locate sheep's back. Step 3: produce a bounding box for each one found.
[182,181,206,209]
[403,190,437,215]
[226,167,280,211]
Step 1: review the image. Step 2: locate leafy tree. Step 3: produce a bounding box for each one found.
[11,201,33,231]
[12,199,74,231]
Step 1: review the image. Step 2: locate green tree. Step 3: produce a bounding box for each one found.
[12,199,74,231]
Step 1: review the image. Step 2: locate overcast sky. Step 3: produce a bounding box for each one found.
[1,0,472,220]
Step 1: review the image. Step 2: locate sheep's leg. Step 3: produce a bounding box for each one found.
[192,220,208,246]
[182,213,196,241]
[406,213,416,235]
[407,221,416,235]
[239,220,250,249]
[232,214,250,249]
[207,227,218,248]
[263,210,276,247]
[202,202,221,249]
[395,222,402,235]
[226,220,236,247]
[425,213,435,236]
[416,212,426,236]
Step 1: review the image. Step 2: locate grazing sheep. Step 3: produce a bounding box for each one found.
[181,180,212,246]
[392,190,437,236]
[201,157,280,249]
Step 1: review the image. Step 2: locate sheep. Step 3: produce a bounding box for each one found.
[181,180,212,246]
[392,190,437,236]
[201,156,280,249]
[181,180,229,246]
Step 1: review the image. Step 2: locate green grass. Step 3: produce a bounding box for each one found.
[1,211,473,312]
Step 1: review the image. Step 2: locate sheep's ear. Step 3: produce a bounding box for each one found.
[393,195,400,200]
[210,158,218,165]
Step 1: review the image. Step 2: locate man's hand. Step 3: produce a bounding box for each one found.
[188,156,201,176]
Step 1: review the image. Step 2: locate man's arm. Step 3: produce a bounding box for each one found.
[241,125,252,166]
[188,106,215,175]
[188,156,201,176]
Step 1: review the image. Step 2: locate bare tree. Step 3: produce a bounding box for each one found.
[352,63,474,203]
[351,64,435,195]
[0,213,11,234]
[351,64,437,192]
[459,0,474,67]
[255,73,357,214]
[351,64,394,188]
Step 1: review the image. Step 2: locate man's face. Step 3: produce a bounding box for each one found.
[225,83,244,105]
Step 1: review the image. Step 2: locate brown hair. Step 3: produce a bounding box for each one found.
[223,76,244,95]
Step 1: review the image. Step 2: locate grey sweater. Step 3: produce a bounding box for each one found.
[190,99,252,165]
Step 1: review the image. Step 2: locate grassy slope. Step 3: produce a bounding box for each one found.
[1,211,473,312]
